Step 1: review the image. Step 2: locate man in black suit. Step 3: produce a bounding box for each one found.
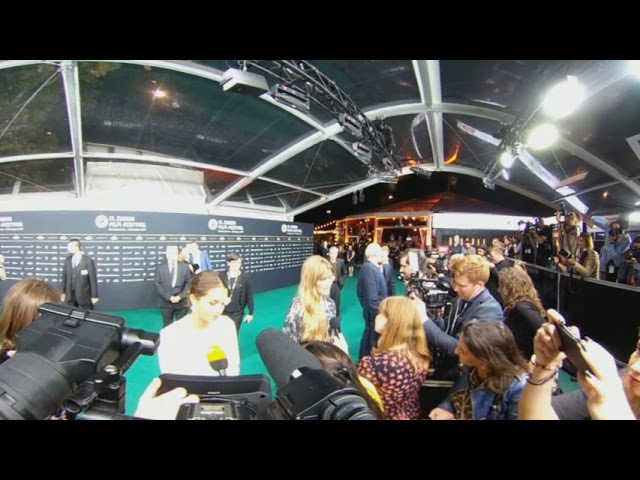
[154,245,193,328]
[61,239,99,310]
[220,252,255,333]
[381,245,396,296]
[357,242,388,360]
[328,246,347,316]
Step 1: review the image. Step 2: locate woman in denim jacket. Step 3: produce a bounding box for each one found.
[429,320,528,420]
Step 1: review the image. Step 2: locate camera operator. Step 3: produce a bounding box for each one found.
[423,254,503,382]
[600,220,632,282]
[557,211,581,259]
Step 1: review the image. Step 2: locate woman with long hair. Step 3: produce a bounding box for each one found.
[429,320,528,420]
[283,255,338,345]
[556,232,599,279]
[357,296,431,420]
[0,278,61,364]
[158,270,240,376]
[498,267,547,361]
[303,341,385,419]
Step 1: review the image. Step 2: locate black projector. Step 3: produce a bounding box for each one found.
[221,68,270,95]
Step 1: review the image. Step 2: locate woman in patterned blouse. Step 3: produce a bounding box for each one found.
[357,296,431,420]
[283,255,337,344]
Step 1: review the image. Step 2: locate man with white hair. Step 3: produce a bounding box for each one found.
[154,245,193,328]
[357,242,388,360]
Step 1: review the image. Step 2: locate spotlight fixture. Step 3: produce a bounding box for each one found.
[352,142,372,162]
[221,68,270,95]
[270,83,310,112]
[338,114,363,137]
[482,176,496,190]
[410,166,432,179]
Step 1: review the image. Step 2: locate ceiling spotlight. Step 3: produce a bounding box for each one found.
[527,123,559,150]
[542,75,585,119]
[500,149,515,169]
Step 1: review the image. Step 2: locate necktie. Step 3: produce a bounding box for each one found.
[170,263,177,288]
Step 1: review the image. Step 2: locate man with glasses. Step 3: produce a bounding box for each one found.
[423,254,503,381]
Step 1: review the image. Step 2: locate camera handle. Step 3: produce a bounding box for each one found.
[63,342,145,420]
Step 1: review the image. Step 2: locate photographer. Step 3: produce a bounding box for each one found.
[423,254,503,381]
[622,236,640,286]
[557,210,581,258]
[600,220,631,282]
[555,232,599,279]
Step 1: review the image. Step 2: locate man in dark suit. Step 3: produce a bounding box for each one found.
[61,239,99,310]
[154,245,193,328]
[220,252,255,333]
[381,245,396,296]
[423,254,503,381]
[328,246,348,316]
[357,242,388,360]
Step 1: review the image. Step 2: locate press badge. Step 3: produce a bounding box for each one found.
[608,265,615,274]
[81,269,89,275]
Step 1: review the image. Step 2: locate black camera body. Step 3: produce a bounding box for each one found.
[405,275,451,309]
[0,303,158,421]
[626,248,640,261]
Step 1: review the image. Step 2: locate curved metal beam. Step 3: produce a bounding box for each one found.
[412,61,444,170]
[60,61,85,197]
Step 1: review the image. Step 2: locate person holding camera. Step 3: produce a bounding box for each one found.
[600,220,631,282]
[621,236,640,286]
[556,232,599,279]
[423,254,503,382]
[558,211,581,258]
[519,311,639,420]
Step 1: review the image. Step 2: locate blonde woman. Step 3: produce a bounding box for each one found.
[357,296,431,420]
[283,256,346,351]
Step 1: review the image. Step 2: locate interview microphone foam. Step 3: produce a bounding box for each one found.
[329,317,341,335]
[256,328,322,390]
[207,345,228,376]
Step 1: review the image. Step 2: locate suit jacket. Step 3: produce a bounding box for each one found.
[424,287,503,380]
[220,271,255,315]
[382,259,395,296]
[329,258,348,289]
[154,260,193,308]
[357,260,387,320]
[61,253,98,305]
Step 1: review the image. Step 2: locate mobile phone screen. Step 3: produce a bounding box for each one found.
[556,323,592,375]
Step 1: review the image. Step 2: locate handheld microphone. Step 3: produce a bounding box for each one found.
[255,328,322,390]
[329,317,342,336]
[207,345,228,376]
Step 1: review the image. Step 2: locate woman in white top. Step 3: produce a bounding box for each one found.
[158,270,240,376]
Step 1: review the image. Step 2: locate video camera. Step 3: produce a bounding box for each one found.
[405,275,452,309]
[0,303,158,420]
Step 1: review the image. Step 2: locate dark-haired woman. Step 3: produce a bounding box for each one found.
[158,271,240,376]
